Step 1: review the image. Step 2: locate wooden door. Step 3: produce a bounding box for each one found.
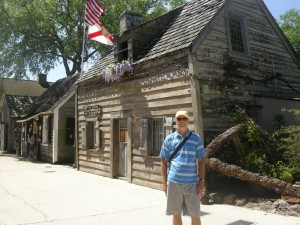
[118,119,128,177]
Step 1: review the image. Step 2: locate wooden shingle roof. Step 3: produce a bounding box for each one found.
[0,78,49,96]
[22,74,79,118]
[5,95,38,118]
[78,50,114,82]
[135,0,227,62]
[0,78,49,112]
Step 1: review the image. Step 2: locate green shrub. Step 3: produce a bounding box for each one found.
[226,107,300,182]
[244,151,273,176]
[272,161,293,182]
[273,125,300,181]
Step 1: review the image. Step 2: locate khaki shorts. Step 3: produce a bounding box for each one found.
[166,182,201,217]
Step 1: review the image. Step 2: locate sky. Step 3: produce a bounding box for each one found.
[45,0,300,82]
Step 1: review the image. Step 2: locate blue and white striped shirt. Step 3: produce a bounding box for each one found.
[160,130,205,184]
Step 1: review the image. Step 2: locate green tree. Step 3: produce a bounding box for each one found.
[278,9,300,57]
[169,0,187,8]
[0,0,187,79]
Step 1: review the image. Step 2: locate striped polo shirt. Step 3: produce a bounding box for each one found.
[160,130,205,184]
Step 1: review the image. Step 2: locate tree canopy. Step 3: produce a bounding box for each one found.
[278,9,300,57]
[0,0,187,79]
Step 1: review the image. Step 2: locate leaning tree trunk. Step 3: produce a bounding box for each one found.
[206,158,300,197]
[204,123,300,198]
[205,124,244,158]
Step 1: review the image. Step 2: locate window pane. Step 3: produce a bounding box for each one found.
[118,42,128,61]
[229,17,245,53]
[153,118,164,155]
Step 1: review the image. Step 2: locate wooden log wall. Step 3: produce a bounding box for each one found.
[77,53,196,189]
[193,0,300,142]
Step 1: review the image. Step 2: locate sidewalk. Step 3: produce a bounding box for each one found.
[0,154,299,225]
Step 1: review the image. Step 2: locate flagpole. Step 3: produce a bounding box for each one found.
[81,25,87,74]
[81,0,114,73]
[81,0,88,74]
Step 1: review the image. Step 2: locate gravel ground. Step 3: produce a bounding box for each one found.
[202,192,300,217]
[205,173,300,217]
[242,197,300,217]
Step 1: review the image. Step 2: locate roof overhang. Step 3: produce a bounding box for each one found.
[17,111,53,123]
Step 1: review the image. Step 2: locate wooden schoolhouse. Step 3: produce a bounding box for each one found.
[76,0,300,189]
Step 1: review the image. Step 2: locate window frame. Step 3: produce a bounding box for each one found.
[152,118,164,156]
[225,13,250,56]
[139,117,173,157]
[81,118,101,151]
[86,121,95,150]
[116,41,128,62]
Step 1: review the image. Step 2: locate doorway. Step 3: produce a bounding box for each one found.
[118,119,128,178]
[110,116,132,182]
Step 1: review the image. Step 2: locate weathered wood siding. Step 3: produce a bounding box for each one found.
[77,54,195,189]
[21,142,29,157]
[39,144,53,163]
[39,117,54,163]
[57,95,75,163]
[193,0,300,142]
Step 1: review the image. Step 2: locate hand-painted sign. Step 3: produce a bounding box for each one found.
[84,105,101,118]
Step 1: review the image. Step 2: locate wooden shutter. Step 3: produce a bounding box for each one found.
[81,122,86,149]
[95,121,100,150]
[139,119,148,155]
[164,117,173,136]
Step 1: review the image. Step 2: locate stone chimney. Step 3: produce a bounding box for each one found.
[38,73,49,88]
[119,11,143,33]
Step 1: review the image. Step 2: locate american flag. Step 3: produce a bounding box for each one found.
[84,0,104,26]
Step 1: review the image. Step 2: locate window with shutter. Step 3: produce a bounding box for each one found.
[139,117,174,156]
[152,117,173,156]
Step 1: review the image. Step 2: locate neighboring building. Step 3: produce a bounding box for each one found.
[3,95,38,153]
[76,0,300,189]
[0,74,49,153]
[19,74,79,163]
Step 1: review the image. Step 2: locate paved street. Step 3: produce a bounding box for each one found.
[0,154,299,225]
